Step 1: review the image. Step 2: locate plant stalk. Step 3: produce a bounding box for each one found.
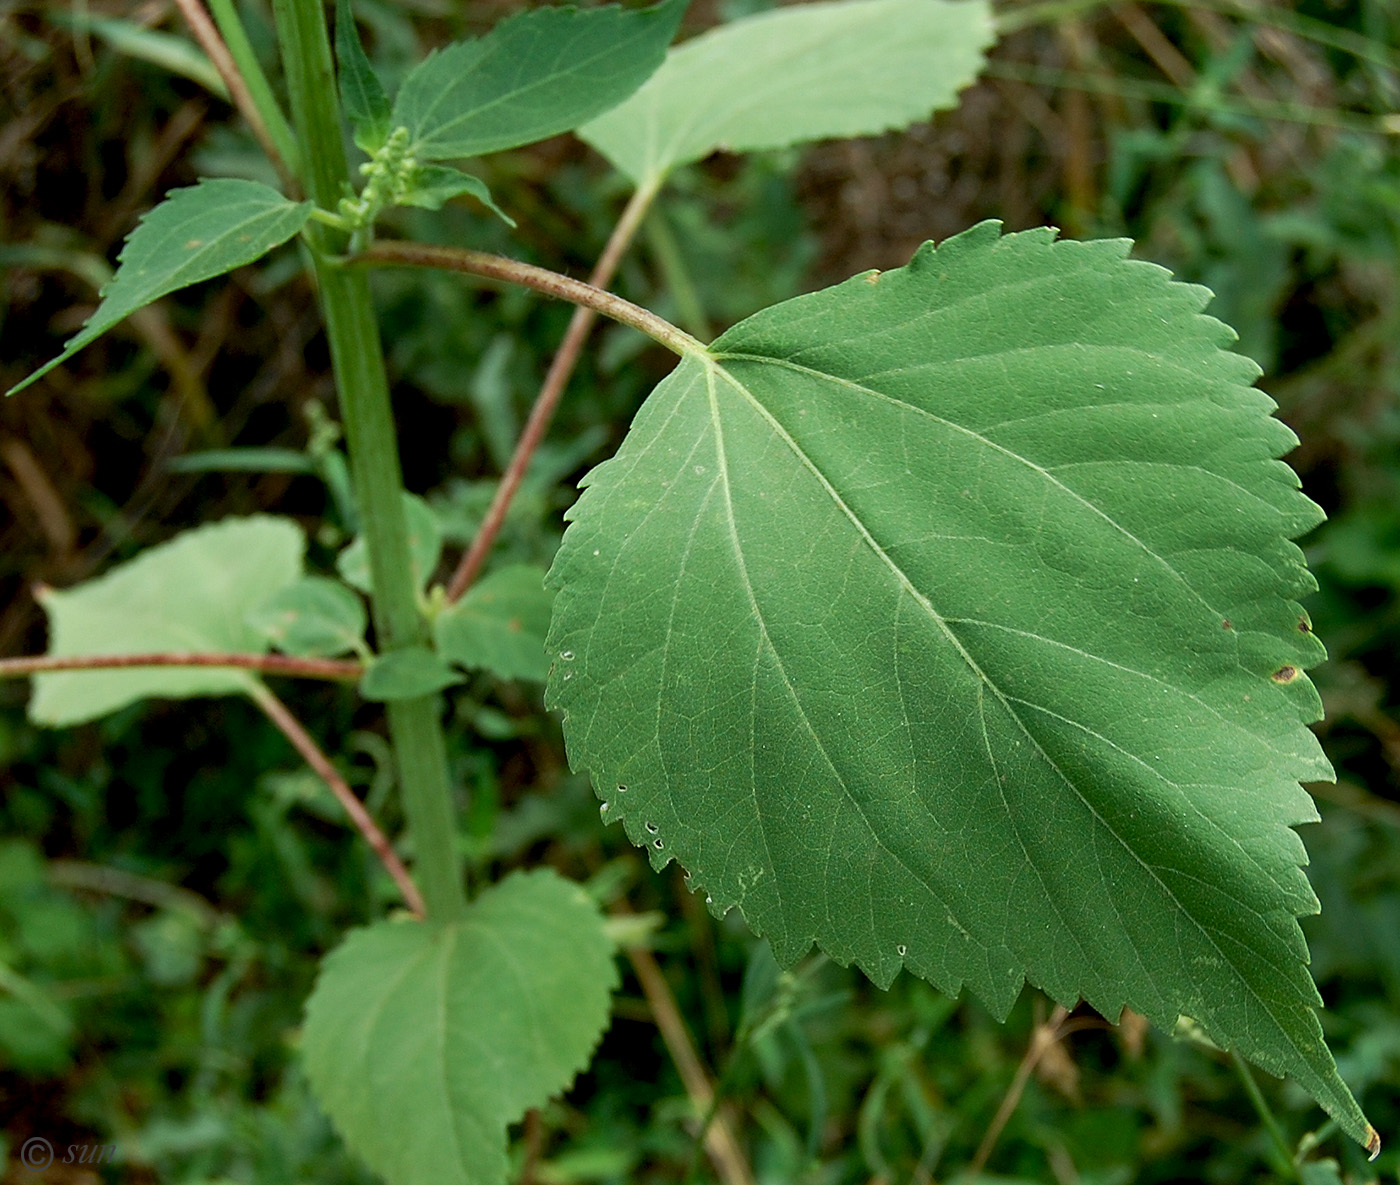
[354,238,701,359]
[0,651,361,681]
[251,683,426,918]
[439,179,661,601]
[173,0,299,192]
[272,0,465,920]
[206,0,302,176]
[1230,1050,1305,1182]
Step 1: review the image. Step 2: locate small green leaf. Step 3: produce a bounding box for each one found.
[50,12,227,97]
[166,447,317,475]
[9,180,312,396]
[392,0,686,162]
[30,516,303,726]
[246,576,368,658]
[581,0,995,187]
[337,492,443,594]
[399,165,516,226]
[546,222,1375,1148]
[336,0,392,153]
[359,646,463,701]
[434,564,554,682]
[302,869,617,1185]
[1299,1161,1345,1185]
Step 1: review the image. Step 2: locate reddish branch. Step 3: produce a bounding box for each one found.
[438,182,661,601]
[626,944,755,1185]
[170,0,298,193]
[250,685,426,918]
[0,651,362,682]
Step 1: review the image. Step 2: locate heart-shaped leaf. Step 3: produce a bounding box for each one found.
[545,222,1375,1150]
[302,870,617,1185]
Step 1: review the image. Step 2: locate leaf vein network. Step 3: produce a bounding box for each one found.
[708,355,1298,1037]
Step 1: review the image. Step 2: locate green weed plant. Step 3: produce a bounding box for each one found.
[2,0,1395,1182]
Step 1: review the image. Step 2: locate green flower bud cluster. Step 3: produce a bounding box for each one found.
[338,127,417,230]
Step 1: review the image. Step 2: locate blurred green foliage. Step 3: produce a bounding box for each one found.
[1,0,1399,1181]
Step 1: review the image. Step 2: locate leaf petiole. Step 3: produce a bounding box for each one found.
[353,240,705,358]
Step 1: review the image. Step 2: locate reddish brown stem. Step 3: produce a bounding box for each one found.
[0,651,363,682]
[626,944,755,1185]
[438,182,662,602]
[249,684,425,918]
[968,1004,1078,1177]
[171,0,298,193]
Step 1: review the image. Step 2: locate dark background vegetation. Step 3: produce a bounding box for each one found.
[1,0,1398,1181]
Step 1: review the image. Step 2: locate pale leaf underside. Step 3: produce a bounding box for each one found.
[31,516,304,725]
[546,222,1374,1146]
[302,870,617,1185]
[580,0,996,186]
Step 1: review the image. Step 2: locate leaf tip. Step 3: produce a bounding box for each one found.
[1367,1127,1382,1160]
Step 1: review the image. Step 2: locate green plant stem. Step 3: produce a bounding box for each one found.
[1230,1050,1304,1182]
[645,205,713,343]
[0,651,361,681]
[440,178,660,602]
[273,0,465,920]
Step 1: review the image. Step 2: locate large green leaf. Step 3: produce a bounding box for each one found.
[545,222,1376,1148]
[392,0,686,163]
[580,0,995,187]
[9,180,312,396]
[31,516,304,725]
[302,870,617,1185]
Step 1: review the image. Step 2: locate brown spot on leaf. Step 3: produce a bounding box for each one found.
[1271,666,1299,684]
[1298,617,1311,633]
[507,617,522,633]
[1221,619,1232,630]
[184,238,204,249]
[864,270,881,284]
